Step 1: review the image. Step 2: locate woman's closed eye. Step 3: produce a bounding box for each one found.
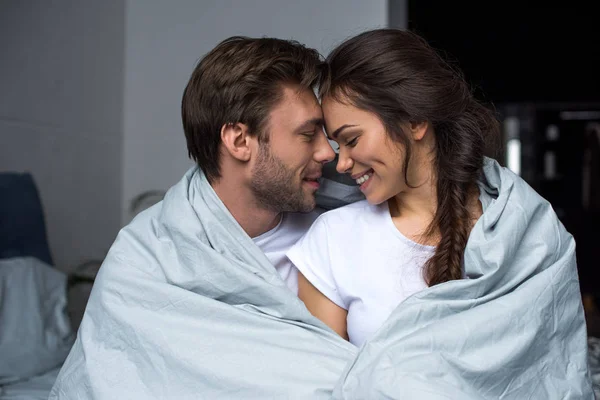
[345,137,359,147]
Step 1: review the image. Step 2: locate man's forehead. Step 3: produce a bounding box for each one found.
[281,84,319,105]
[271,84,323,122]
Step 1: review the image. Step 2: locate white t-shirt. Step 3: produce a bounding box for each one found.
[252,210,322,294]
[286,200,434,347]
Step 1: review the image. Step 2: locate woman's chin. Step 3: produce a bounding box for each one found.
[364,193,387,206]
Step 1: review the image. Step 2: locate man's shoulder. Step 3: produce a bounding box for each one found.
[99,201,173,280]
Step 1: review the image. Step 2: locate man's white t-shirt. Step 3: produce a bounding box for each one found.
[252,210,322,294]
[286,200,433,347]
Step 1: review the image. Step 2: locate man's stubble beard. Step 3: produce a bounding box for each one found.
[249,145,314,213]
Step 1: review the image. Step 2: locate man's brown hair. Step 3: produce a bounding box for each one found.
[182,36,324,183]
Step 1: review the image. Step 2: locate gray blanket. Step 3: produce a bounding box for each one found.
[50,158,593,399]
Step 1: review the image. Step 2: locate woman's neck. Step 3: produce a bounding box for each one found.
[388,164,439,245]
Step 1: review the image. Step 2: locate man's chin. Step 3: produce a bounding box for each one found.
[291,194,315,214]
[298,202,316,213]
[265,195,314,214]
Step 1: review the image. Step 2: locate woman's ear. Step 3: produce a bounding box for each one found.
[220,122,252,161]
[409,121,429,141]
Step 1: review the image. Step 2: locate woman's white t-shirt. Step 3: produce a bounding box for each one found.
[286,200,434,347]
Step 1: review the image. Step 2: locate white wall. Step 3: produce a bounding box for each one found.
[122,0,389,222]
[0,1,125,271]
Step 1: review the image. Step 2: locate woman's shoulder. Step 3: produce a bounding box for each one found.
[478,158,565,252]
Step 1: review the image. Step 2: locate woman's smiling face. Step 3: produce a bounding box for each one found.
[322,96,409,205]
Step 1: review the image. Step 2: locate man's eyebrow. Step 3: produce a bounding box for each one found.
[329,124,358,140]
[295,118,324,133]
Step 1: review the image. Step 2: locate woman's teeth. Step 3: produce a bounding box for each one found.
[356,173,371,185]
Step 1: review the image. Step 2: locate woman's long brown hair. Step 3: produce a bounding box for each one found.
[320,29,499,285]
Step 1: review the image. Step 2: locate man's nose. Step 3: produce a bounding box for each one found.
[314,132,336,165]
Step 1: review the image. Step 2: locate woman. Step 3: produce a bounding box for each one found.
[286,29,591,398]
[286,28,494,346]
[286,29,581,346]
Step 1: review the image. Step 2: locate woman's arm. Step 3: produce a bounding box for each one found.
[298,272,348,340]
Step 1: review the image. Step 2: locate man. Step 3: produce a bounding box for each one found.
[180,36,335,294]
[50,37,354,400]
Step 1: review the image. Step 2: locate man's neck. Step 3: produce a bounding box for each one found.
[211,178,282,238]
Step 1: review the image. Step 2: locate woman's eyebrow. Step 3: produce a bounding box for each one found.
[328,124,358,140]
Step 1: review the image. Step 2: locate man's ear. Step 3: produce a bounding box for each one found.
[409,121,429,141]
[220,122,252,162]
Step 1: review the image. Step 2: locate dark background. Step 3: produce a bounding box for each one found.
[401,2,600,309]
